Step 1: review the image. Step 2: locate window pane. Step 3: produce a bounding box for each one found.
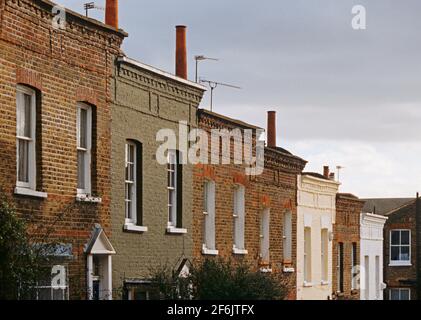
[79,108,87,148]
[52,289,65,301]
[390,289,400,300]
[18,140,29,183]
[400,290,410,300]
[37,288,52,300]
[391,246,400,261]
[401,231,410,245]
[400,246,410,261]
[391,231,400,245]
[77,151,85,189]
[23,93,32,138]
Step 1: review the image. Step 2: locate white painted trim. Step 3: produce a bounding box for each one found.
[124,223,148,233]
[14,187,47,199]
[202,245,219,256]
[233,246,248,255]
[166,227,187,234]
[389,261,412,267]
[76,103,92,196]
[76,195,102,203]
[117,56,207,91]
[303,281,313,288]
[283,267,295,273]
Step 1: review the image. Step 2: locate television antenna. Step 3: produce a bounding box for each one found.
[84,2,104,17]
[200,79,241,112]
[194,55,219,83]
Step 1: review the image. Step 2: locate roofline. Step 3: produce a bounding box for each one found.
[117,56,207,91]
[39,0,128,37]
[362,212,388,222]
[382,199,416,216]
[300,173,341,186]
[198,108,263,130]
[265,146,308,165]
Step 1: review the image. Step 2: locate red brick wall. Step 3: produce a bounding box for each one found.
[0,0,124,299]
[383,202,417,300]
[192,110,306,300]
[332,194,364,300]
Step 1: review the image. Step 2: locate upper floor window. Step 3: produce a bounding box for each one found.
[321,229,329,283]
[259,208,270,264]
[76,103,92,196]
[203,180,217,255]
[304,227,312,284]
[283,210,292,262]
[233,185,247,254]
[390,288,411,301]
[16,85,36,190]
[124,140,145,232]
[351,242,358,289]
[390,230,411,266]
[167,150,185,233]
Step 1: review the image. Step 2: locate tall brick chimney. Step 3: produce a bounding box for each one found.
[105,0,119,29]
[175,26,188,79]
[323,166,330,178]
[267,111,277,148]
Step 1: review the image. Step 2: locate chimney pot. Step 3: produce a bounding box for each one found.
[267,111,277,148]
[323,166,330,178]
[105,0,119,29]
[175,26,188,79]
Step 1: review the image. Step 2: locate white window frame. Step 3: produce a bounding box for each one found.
[33,265,69,301]
[259,208,270,263]
[233,185,247,255]
[389,288,411,301]
[321,228,328,284]
[202,180,218,255]
[283,210,292,262]
[389,229,411,266]
[76,103,92,196]
[16,85,36,190]
[351,242,358,290]
[125,141,137,225]
[167,150,177,228]
[304,227,312,286]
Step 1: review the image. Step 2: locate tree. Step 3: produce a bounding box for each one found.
[150,258,287,300]
[0,192,48,299]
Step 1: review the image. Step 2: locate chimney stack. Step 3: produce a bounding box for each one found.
[105,0,119,29]
[323,166,330,178]
[175,26,188,79]
[267,111,277,148]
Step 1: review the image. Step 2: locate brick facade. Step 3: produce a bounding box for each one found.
[192,109,306,300]
[332,193,364,300]
[0,0,125,299]
[383,201,417,300]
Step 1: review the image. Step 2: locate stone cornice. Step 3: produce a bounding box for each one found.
[298,174,340,195]
[264,147,307,174]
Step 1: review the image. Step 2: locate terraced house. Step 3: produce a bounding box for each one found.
[192,110,307,299]
[0,0,126,299]
[109,26,206,299]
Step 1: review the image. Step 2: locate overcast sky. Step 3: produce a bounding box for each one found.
[59,0,421,198]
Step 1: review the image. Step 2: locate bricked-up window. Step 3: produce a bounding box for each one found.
[125,140,143,226]
[76,103,92,195]
[390,288,411,300]
[167,150,183,229]
[351,242,358,290]
[390,230,411,265]
[16,85,36,190]
[259,208,270,263]
[304,227,312,283]
[283,210,292,262]
[233,185,246,253]
[203,180,216,253]
[321,229,329,283]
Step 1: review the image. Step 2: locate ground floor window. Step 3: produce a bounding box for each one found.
[124,282,160,300]
[390,288,411,300]
[32,265,69,300]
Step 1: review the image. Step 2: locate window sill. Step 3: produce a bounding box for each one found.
[283,266,295,273]
[15,187,47,199]
[232,247,248,255]
[389,261,412,267]
[321,281,330,286]
[303,282,313,288]
[124,224,148,233]
[260,267,273,273]
[166,227,187,234]
[202,246,219,256]
[76,195,102,203]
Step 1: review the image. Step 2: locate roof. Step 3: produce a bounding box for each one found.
[198,109,263,130]
[84,224,116,255]
[302,172,330,180]
[117,56,207,91]
[362,198,415,215]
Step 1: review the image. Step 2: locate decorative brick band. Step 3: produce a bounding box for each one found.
[76,88,98,107]
[283,199,293,210]
[16,67,42,91]
[261,195,271,208]
[196,164,216,181]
